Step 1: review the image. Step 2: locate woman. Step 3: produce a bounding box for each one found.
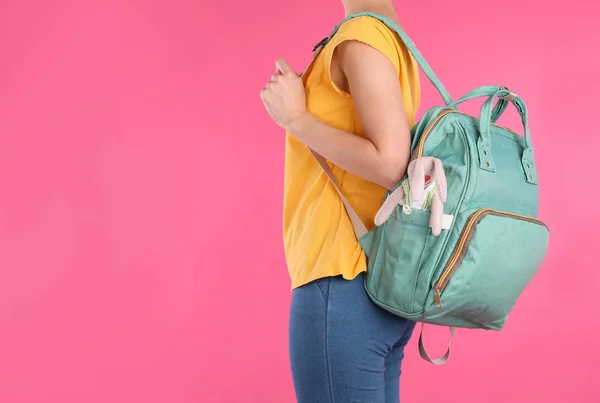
[260,0,420,401]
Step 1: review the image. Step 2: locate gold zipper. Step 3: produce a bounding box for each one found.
[433,208,548,308]
[414,110,518,159]
[415,109,455,158]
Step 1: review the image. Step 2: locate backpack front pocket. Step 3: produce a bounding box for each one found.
[363,208,432,316]
[429,208,549,329]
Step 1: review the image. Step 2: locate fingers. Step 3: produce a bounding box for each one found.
[260,81,277,102]
[260,87,271,102]
[260,62,290,100]
[261,76,280,96]
[275,58,294,75]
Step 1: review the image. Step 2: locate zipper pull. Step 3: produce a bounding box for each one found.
[434,288,443,309]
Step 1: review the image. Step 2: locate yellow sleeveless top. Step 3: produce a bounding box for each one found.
[283,16,421,289]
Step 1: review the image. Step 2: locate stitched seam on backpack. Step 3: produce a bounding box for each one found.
[410,234,433,312]
[458,116,526,146]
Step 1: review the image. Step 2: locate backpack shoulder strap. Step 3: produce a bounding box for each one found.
[310,149,369,239]
[330,12,454,106]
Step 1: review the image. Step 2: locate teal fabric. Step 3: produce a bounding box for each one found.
[321,13,509,120]
[339,13,551,332]
[360,104,550,330]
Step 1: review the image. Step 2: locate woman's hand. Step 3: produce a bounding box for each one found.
[260,59,306,131]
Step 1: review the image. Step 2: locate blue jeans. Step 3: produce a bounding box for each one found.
[289,273,416,403]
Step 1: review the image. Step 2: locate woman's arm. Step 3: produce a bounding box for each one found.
[290,40,412,190]
[260,41,412,190]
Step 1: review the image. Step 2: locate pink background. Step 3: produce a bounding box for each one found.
[0,0,598,402]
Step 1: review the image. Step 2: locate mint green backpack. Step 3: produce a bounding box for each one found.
[306,13,550,364]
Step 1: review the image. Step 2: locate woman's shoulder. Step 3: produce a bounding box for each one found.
[326,15,407,78]
[333,15,401,45]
